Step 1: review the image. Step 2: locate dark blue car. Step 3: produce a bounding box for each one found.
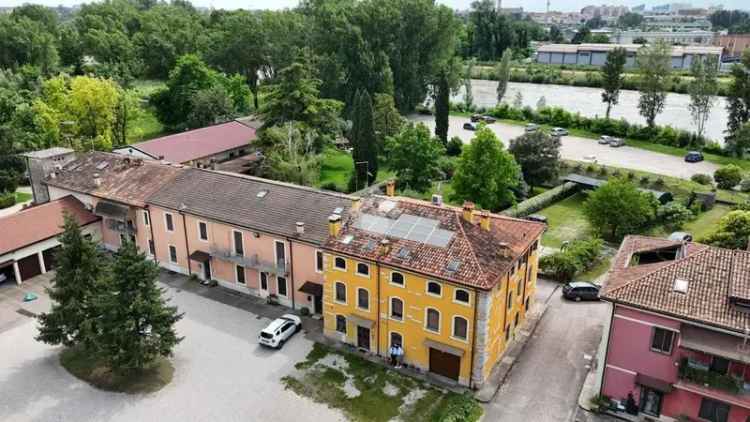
[684,151,704,163]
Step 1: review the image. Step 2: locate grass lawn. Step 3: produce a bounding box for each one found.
[60,345,174,394]
[536,192,592,248]
[283,344,482,422]
[15,191,32,203]
[318,148,396,192]
[126,79,169,144]
[648,203,732,241]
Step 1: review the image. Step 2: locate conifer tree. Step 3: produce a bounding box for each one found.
[351,89,378,188]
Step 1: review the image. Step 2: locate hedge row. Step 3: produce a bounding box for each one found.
[503,181,579,217]
[0,192,16,209]
[487,103,718,151]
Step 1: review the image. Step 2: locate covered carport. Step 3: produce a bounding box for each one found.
[0,196,100,285]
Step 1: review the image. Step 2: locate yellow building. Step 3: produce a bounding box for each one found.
[322,187,544,388]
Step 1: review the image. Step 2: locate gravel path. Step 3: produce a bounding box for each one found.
[0,282,346,422]
[410,115,719,180]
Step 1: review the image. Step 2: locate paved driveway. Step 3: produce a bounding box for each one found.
[410,115,719,180]
[484,280,610,422]
[0,276,345,422]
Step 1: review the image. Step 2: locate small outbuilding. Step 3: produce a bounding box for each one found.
[0,196,100,285]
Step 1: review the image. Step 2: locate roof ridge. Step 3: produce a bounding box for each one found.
[201,168,358,201]
[453,211,486,283]
[606,246,713,296]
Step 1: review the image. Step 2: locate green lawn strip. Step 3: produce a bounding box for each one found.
[318,148,396,192]
[15,191,32,203]
[649,203,732,241]
[536,192,592,249]
[282,343,482,422]
[60,345,174,394]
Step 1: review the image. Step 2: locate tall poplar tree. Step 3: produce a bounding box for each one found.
[601,47,627,119]
[636,41,671,128]
[726,51,750,154]
[495,49,512,104]
[351,89,378,189]
[434,71,450,145]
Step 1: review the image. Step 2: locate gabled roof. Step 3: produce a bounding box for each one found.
[45,152,184,208]
[602,235,750,334]
[147,168,355,245]
[324,196,545,290]
[0,196,99,256]
[127,121,256,163]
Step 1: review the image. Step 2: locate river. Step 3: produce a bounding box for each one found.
[452,79,729,144]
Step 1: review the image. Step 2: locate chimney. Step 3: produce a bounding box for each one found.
[379,238,391,256]
[386,180,396,197]
[462,201,475,224]
[499,241,510,258]
[93,172,101,187]
[480,210,491,231]
[296,221,305,235]
[328,214,342,237]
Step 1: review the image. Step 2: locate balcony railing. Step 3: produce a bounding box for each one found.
[106,219,137,234]
[209,247,289,275]
[679,357,743,394]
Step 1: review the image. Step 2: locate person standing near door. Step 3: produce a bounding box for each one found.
[389,344,398,366]
[395,344,404,369]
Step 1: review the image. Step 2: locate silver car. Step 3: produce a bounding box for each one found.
[598,135,612,145]
[550,127,568,137]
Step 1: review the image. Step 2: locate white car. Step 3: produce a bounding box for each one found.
[525,123,540,132]
[550,127,568,137]
[259,314,302,348]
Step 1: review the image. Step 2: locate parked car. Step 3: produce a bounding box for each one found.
[598,135,612,145]
[482,115,497,124]
[562,282,601,302]
[525,214,548,223]
[259,314,302,348]
[582,155,597,163]
[463,122,478,131]
[684,151,704,163]
[550,127,568,137]
[470,114,483,122]
[525,123,539,132]
[608,137,625,148]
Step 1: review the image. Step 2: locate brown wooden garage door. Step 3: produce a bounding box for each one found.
[43,246,61,271]
[429,348,461,381]
[18,254,41,281]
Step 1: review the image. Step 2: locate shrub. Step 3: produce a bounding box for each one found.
[741,179,750,193]
[589,394,612,414]
[598,166,608,176]
[446,136,463,156]
[0,170,19,194]
[300,307,310,316]
[639,175,650,185]
[503,182,578,217]
[690,173,713,185]
[653,177,665,188]
[626,171,636,180]
[657,202,694,230]
[585,164,596,173]
[320,181,342,192]
[714,165,743,190]
[0,192,15,209]
[540,237,603,282]
[438,156,457,179]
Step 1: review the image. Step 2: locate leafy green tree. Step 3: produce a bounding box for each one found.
[726,52,750,154]
[583,178,658,240]
[601,47,627,119]
[37,214,105,349]
[688,55,719,139]
[386,123,445,192]
[617,12,644,29]
[0,15,59,73]
[351,89,378,188]
[508,131,561,190]
[259,61,343,145]
[702,210,750,249]
[452,126,520,211]
[463,59,474,109]
[571,26,591,44]
[372,93,404,152]
[263,123,322,187]
[187,86,235,129]
[714,164,743,189]
[495,49,512,104]
[636,41,672,128]
[151,54,217,129]
[97,240,183,374]
[548,26,564,43]
[434,71,450,145]
[657,202,693,230]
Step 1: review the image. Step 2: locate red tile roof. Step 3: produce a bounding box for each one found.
[602,235,750,333]
[0,196,99,256]
[129,121,256,164]
[324,196,545,290]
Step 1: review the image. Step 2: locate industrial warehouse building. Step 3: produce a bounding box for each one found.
[535,43,723,70]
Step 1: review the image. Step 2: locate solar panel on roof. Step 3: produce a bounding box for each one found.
[397,248,410,259]
[352,212,454,248]
[426,229,454,247]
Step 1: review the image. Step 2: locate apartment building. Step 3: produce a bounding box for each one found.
[321,184,545,387]
[599,235,750,422]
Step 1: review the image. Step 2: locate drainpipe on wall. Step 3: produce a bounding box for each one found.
[146,207,158,264]
[376,261,381,357]
[180,211,192,276]
[285,237,295,311]
[469,288,479,389]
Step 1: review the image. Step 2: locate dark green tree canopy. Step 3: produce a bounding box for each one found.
[508,131,561,189]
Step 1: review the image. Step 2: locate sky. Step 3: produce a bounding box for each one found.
[1,0,746,14]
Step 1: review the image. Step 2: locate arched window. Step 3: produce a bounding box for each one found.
[425,308,440,332]
[356,262,370,276]
[454,289,470,304]
[336,315,347,333]
[390,297,404,320]
[453,316,468,340]
[357,288,369,310]
[335,282,347,303]
[334,257,347,270]
[427,281,442,297]
[390,332,403,348]
[391,272,405,286]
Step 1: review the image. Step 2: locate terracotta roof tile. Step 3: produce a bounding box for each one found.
[45,152,184,207]
[0,196,99,256]
[602,235,750,333]
[324,196,545,290]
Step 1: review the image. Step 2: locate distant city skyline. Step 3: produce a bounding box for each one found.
[1,0,747,13]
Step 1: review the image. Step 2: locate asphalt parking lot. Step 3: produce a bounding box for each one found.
[0,274,345,422]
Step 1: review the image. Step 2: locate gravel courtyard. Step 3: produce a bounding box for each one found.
[0,280,346,422]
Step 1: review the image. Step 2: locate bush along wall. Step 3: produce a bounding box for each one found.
[488,104,715,151]
[503,181,579,217]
